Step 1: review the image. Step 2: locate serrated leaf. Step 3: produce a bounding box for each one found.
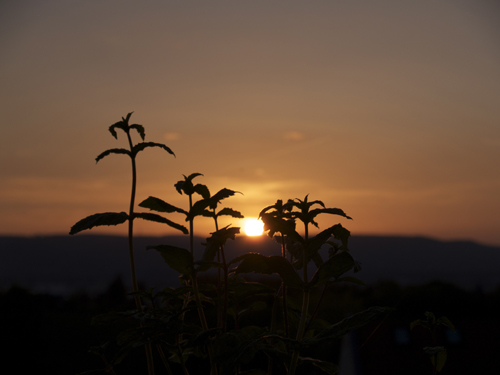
[108,121,128,139]
[309,251,355,287]
[201,226,240,265]
[138,196,188,215]
[134,212,188,234]
[147,245,193,277]
[216,207,244,218]
[308,207,352,223]
[186,188,241,220]
[129,124,145,140]
[260,213,302,243]
[131,142,175,158]
[232,253,303,288]
[95,148,131,163]
[69,212,128,235]
[175,173,205,195]
[193,183,210,199]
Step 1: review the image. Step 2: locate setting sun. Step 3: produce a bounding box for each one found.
[243,218,264,236]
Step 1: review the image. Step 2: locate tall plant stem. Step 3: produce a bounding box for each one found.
[281,235,289,339]
[126,131,155,375]
[189,194,194,255]
[288,222,310,375]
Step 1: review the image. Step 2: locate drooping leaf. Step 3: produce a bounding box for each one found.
[129,124,145,140]
[216,207,244,218]
[198,226,241,271]
[299,357,339,375]
[175,173,203,195]
[131,142,175,157]
[138,196,188,215]
[95,148,131,163]
[134,212,188,234]
[147,244,193,277]
[187,199,214,221]
[436,316,456,332]
[208,188,241,209]
[193,183,210,198]
[308,208,352,224]
[331,224,351,251]
[232,253,303,288]
[186,188,241,220]
[309,251,355,287]
[69,212,128,235]
[424,347,447,372]
[307,224,343,260]
[303,306,390,346]
[258,199,284,218]
[108,120,128,139]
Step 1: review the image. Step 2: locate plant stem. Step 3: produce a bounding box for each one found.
[288,222,310,375]
[126,130,155,375]
[281,235,289,339]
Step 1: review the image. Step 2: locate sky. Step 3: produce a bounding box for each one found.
[1,0,499,245]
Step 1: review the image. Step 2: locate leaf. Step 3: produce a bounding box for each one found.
[131,142,175,157]
[147,245,193,277]
[308,207,353,223]
[134,212,188,234]
[108,120,128,139]
[187,199,212,221]
[95,148,131,163]
[258,200,283,218]
[424,347,447,372]
[197,226,241,271]
[138,196,188,215]
[193,183,210,199]
[175,173,205,195]
[69,212,128,235]
[129,124,145,140]
[303,306,390,346]
[299,357,339,375]
[124,112,133,123]
[260,213,302,243]
[309,251,355,287]
[232,253,303,288]
[307,224,343,260]
[436,316,456,332]
[216,207,244,218]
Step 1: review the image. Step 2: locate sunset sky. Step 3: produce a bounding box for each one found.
[1,0,499,245]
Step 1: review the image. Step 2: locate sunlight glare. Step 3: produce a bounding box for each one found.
[243,218,264,236]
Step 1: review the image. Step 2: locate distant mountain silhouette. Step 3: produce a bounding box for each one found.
[1,234,499,296]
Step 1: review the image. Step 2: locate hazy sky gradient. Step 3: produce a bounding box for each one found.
[1,0,499,244]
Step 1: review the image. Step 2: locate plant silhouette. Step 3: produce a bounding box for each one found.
[70,113,388,375]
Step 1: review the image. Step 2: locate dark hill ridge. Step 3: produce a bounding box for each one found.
[0,234,499,296]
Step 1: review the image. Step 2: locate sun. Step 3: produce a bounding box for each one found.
[243,218,264,236]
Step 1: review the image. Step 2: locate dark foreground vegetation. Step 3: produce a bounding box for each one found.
[2,279,500,374]
[7,112,496,374]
